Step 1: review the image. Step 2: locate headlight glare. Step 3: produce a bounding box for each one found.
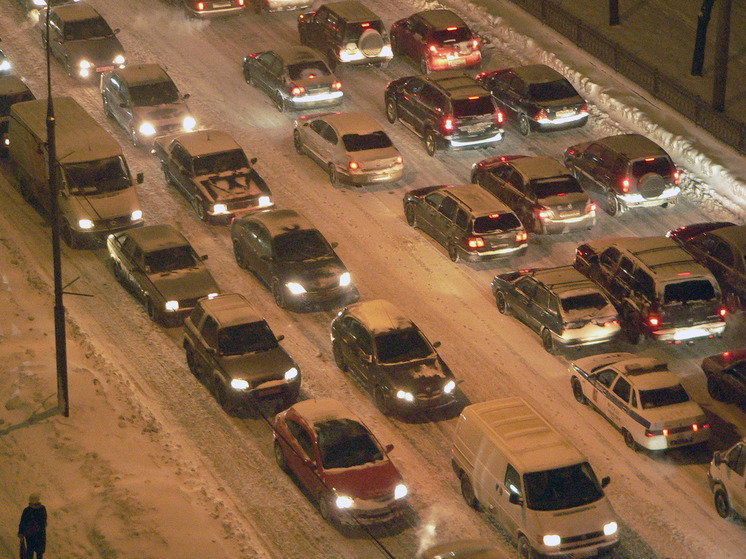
[335,495,354,509]
[396,390,414,402]
[131,210,143,221]
[78,219,93,230]
[286,282,306,295]
[339,272,351,287]
[543,534,561,547]
[183,116,196,131]
[164,300,179,312]
[0,60,11,72]
[258,196,272,207]
[79,60,91,69]
[139,122,156,136]
[603,521,618,536]
[394,484,407,499]
[231,379,249,390]
[443,380,456,394]
[114,55,125,65]
[284,367,298,381]
[213,203,228,214]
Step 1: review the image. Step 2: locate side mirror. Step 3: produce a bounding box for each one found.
[136,172,144,184]
[508,493,523,506]
[713,452,723,466]
[114,28,120,34]
[276,334,285,342]
[200,254,208,261]
[432,340,441,349]
[331,241,339,249]
[601,476,611,488]
[385,443,394,453]
[250,157,258,166]
[183,93,191,100]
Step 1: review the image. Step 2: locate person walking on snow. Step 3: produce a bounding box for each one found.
[18,493,46,559]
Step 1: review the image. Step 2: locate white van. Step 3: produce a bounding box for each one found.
[451,398,619,558]
[708,439,746,520]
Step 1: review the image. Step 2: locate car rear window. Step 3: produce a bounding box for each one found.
[343,20,385,42]
[287,61,331,80]
[472,213,521,234]
[430,27,471,44]
[561,292,607,312]
[453,96,494,118]
[639,384,689,409]
[530,176,583,198]
[527,79,577,102]
[663,279,715,305]
[631,157,674,179]
[342,131,393,152]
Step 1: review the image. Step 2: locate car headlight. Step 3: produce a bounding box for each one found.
[339,272,351,287]
[138,122,156,136]
[258,196,272,208]
[33,0,47,7]
[79,60,91,69]
[443,380,456,394]
[78,219,93,230]
[286,282,306,295]
[213,203,228,214]
[231,379,249,390]
[396,390,414,402]
[335,495,354,509]
[394,484,407,500]
[0,60,11,72]
[603,521,618,536]
[207,292,218,299]
[114,55,125,65]
[284,367,298,381]
[183,116,196,131]
[131,210,143,221]
[165,300,179,312]
[543,534,561,547]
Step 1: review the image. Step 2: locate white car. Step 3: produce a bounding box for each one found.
[569,352,711,451]
[293,112,403,186]
[708,439,746,520]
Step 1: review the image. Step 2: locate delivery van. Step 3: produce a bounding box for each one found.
[451,397,619,558]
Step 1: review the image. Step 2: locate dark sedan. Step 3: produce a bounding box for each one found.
[476,64,588,135]
[331,299,459,415]
[242,46,343,112]
[231,208,358,310]
[702,350,746,404]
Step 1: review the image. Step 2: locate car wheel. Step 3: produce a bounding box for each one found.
[460,474,479,509]
[541,328,555,354]
[61,220,78,249]
[215,381,238,414]
[707,376,731,403]
[571,377,587,405]
[518,114,531,136]
[517,535,536,559]
[272,279,286,309]
[448,242,460,263]
[327,163,338,186]
[274,440,290,473]
[293,130,304,154]
[233,240,246,268]
[195,199,208,222]
[111,259,124,283]
[385,98,398,124]
[243,65,253,84]
[419,56,430,75]
[623,429,639,451]
[605,190,620,216]
[273,91,286,112]
[423,129,437,156]
[404,204,417,227]
[374,385,391,415]
[318,493,333,522]
[714,488,734,519]
[495,291,508,314]
[332,340,347,372]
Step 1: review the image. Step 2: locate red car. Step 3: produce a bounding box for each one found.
[273,398,408,524]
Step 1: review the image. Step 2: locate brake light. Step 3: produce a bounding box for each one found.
[536,207,552,220]
[534,109,548,122]
[676,272,691,276]
[467,237,485,248]
[720,307,727,317]
[443,117,454,131]
[291,86,305,96]
[472,38,479,49]
[673,169,680,185]
[446,26,458,31]
[649,316,659,327]
[496,111,504,124]
[429,45,438,53]
[586,201,596,213]
[196,1,205,10]
[237,0,245,5]
[348,161,359,171]
[662,428,669,437]
[332,81,342,90]
[395,155,403,164]
[579,103,588,114]
[515,231,528,242]
[645,157,655,161]
[468,95,480,100]
[621,177,630,193]
[361,22,370,27]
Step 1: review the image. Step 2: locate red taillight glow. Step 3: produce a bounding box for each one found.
[361,22,370,27]
[649,316,659,327]
[536,208,551,220]
[395,155,403,164]
[472,38,479,49]
[196,1,205,10]
[720,307,727,317]
[468,95,480,100]
[673,170,680,185]
[332,81,342,90]
[237,0,245,5]
[579,103,588,114]
[291,86,305,96]
[534,109,548,121]
[446,26,458,31]
[586,202,597,213]
[443,117,454,131]
[515,231,528,242]
[662,428,669,437]
[348,161,359,171]
[496,111,504,124]
[676,272,691,276]
[621,177,630,193]
[645,157,655,161]
[468,237,485,248]
[429,45,438,53]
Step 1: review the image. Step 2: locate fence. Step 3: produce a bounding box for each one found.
[508,0,746,155]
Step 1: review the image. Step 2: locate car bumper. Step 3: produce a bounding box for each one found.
[639,427,711,451]
[338,47,393,66]
[334,497,407,525]
[210,202,275,224]
[342,165,404,185]
[617,187,680,210]
[541,537,619,558]
[393,392,457,414]
[650,320,726,342]
[262,0,313,11]
[555,322,621,348]
[236,378,301,401]
[429,52,482,72]
[459,243,528,262]
[539,212,596,234]
[444,131,504,151]
[186,6,245,17]
[289,91,344,110]
[284,285,360,310]
[533,113,589,132]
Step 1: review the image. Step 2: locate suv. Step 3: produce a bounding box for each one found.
[574,236,727,343]
[390,9,483,74]
[709,440,746,520]
[471,155,596,234]
[385,71,504,156]
[181,0,246,18]
[101,63,195,147]
[402,183,527,262]
[297,1,393,69]
[41,2,126,80]
[183,293,301,413]
[564,133,680,216]
[1,76,35,156]
[701,349,746,404]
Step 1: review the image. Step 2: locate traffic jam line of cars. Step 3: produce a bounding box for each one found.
[1,0,745,556]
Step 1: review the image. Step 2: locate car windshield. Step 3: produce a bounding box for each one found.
[375,327,433,364]
[430,27,471,44]
[287,61,331,80]
[218,321,278,356]
[631,157,674,179]
[342,131,393,152]
[561,292,608,312]
[193,149,249,176]
[129,80,179,106]
[527,79,577,102]
[639,384,690,409]
[524,462,604,511]
[273,229,333,262]
[144,246,197,273]
[473,213,521,234]
[530,176,583,198]
[62,156,131,195]
[64,17,114,41]
[0,91,34,116]
[453,96,494,118]
[663,280,715,305]
[316,418,384,469]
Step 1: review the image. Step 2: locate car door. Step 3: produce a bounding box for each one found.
[722,362,746,402]
[320,122,339,167]
[696,235,740,293]
[594,247,622,293]
[398,78,426,129]
[251,52,277,92]
[503,74,526,114]
[523,284,551,333]
[573,143,605,192]
[284,419,323,493]
[47,14,66,62]
[587,368,618,413]
[723,443,746,516]
[432,195,458,246]
[117,234,140,288]
[252,224,275,286]
[480,165,513,204]
[235,220,263,273]
[486,71,513,110]
[302,120,328,162]
[168,142,196,196]
[498,463,524,539]
[608,256,635,303]
[114,81,135,132]
[417,191,447,239]
[396,17,417,60]
[509,276,538,325]
[196,314,221,374]
[605,374,633,432]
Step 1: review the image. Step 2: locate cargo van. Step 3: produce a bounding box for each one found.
[8,96,143,247]
[451,398,619,558]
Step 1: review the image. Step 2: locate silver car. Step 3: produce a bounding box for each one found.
[293,112,403,186]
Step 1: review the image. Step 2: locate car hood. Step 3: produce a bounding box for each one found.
[133,102,189,125]
[380,357,451,387]
[323,458,402,500]
[531,498,617,542]
[64,37,124,64]
[148,266,218,301]
[220,346,296,383]
[277,255,348,287]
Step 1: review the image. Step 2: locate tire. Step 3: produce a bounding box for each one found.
[423,128,437,156]
[518,114,531,136]
[623,429,639,451]
[233,240,246,269]
[714,488,734,520]
[332,340,348,372]
[328,163,338,186]
[460,474,479,509]
[318,493,333,522]
[707,376,731,403]
[146,298,161,323]
[517,535,536,559]
[274,440,290,473]
[605,190,620,216]
[541,328,555,354]
[385,98,398,124]
[215,381,238,414]
[495,291,508,314]
[448,242,460,263]
[195,199,208,222]
[111,260,125,283]
[404,204,417,227]
[571,377,587,405]
[293,130,304,154]
[272,279,286,309]
[374,385,391,415]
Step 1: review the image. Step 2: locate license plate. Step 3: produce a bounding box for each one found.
[556,109,574,118]
[214,1,231,7]
[670,437,693,446]
[559,211,578,218]
[96,65,115,73]
[448,59,466,67]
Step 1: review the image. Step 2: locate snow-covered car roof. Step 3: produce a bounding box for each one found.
[271,46,328,66]
[443,184,515,216]
[0,75,32,97]
[528,266,606,297]
[508,155,572,180]
[174,130,242,157]
[109,63,172,86]
[120,224,190,252]
[575,353,680,391]
[344,299,413,335]
[52,1,105,22]
[510,64,567,84]
[707,224,746,253]
[323,1,382,24]
[414,9,467,29]
[195,292,263,328]
[248,209,315,239]
[425,71,489,100]
[593,133,669,160]
[318,112,386,138]
[291,398,360,427]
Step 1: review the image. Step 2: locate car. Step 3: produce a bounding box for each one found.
[183,293,301,412]
[676,224,746,312]
[242,47,343,112]
[153,130,274,223]
[1,76,35,155]
[390,9,483,74]
[402,183,527,263]
[101,63,196,147]
[384,71,504,156]
[330,299,459,415]
[293,111,403,186]
[564,133,680,216]
[106,224,220,324]
[40,2,126,80]
[708,439,746,520]
[248,0,312,15]
[491,266,620,353]
[701,349,746,404]
[180,0,246,18]
[471,155,596,234]
[231,209,359,310]
[297,1,393,70]
[574,236,727,344]
[15,0,80,21]
[569,352,711,451]
[421,540,502,559]
[476,64,588,135]
[665,221,737,244]
[273,398,408,524]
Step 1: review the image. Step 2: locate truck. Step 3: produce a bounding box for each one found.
[8,96,144,247]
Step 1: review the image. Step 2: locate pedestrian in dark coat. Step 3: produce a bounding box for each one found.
[18,493,46,559]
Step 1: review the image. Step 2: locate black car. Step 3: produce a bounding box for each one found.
[702,349,746,404]
[330,299,458,415]
[476,64,588,136]
[1,76,35,156]
[403,183,527,262]
[384,71,504,156]
[242,46,343,112]
[666,221,737,244]
[40,2,126,80]
[231,208,359,310]
[491,266,620,353]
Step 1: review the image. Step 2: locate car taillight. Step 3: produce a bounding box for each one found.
[348,161,359,171]
[467,237,485,249]
[673,169,680,185]
[196,1,205,10]
[395,155,403,164]
[535,206,552,220]
[534,109,548,122]
[621,177,630,193]
[429,44,438,53]
[332,81,342,90]
[472,38,480,49]
[585,201,596,213]
[649,315,659,327]
[237,0,245,5]
[496,111,504,124]
[579,102,588,114]
[291,86,305,96]
[443,117,454,132]
[719,307,727,318]
[515,231,528,242]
